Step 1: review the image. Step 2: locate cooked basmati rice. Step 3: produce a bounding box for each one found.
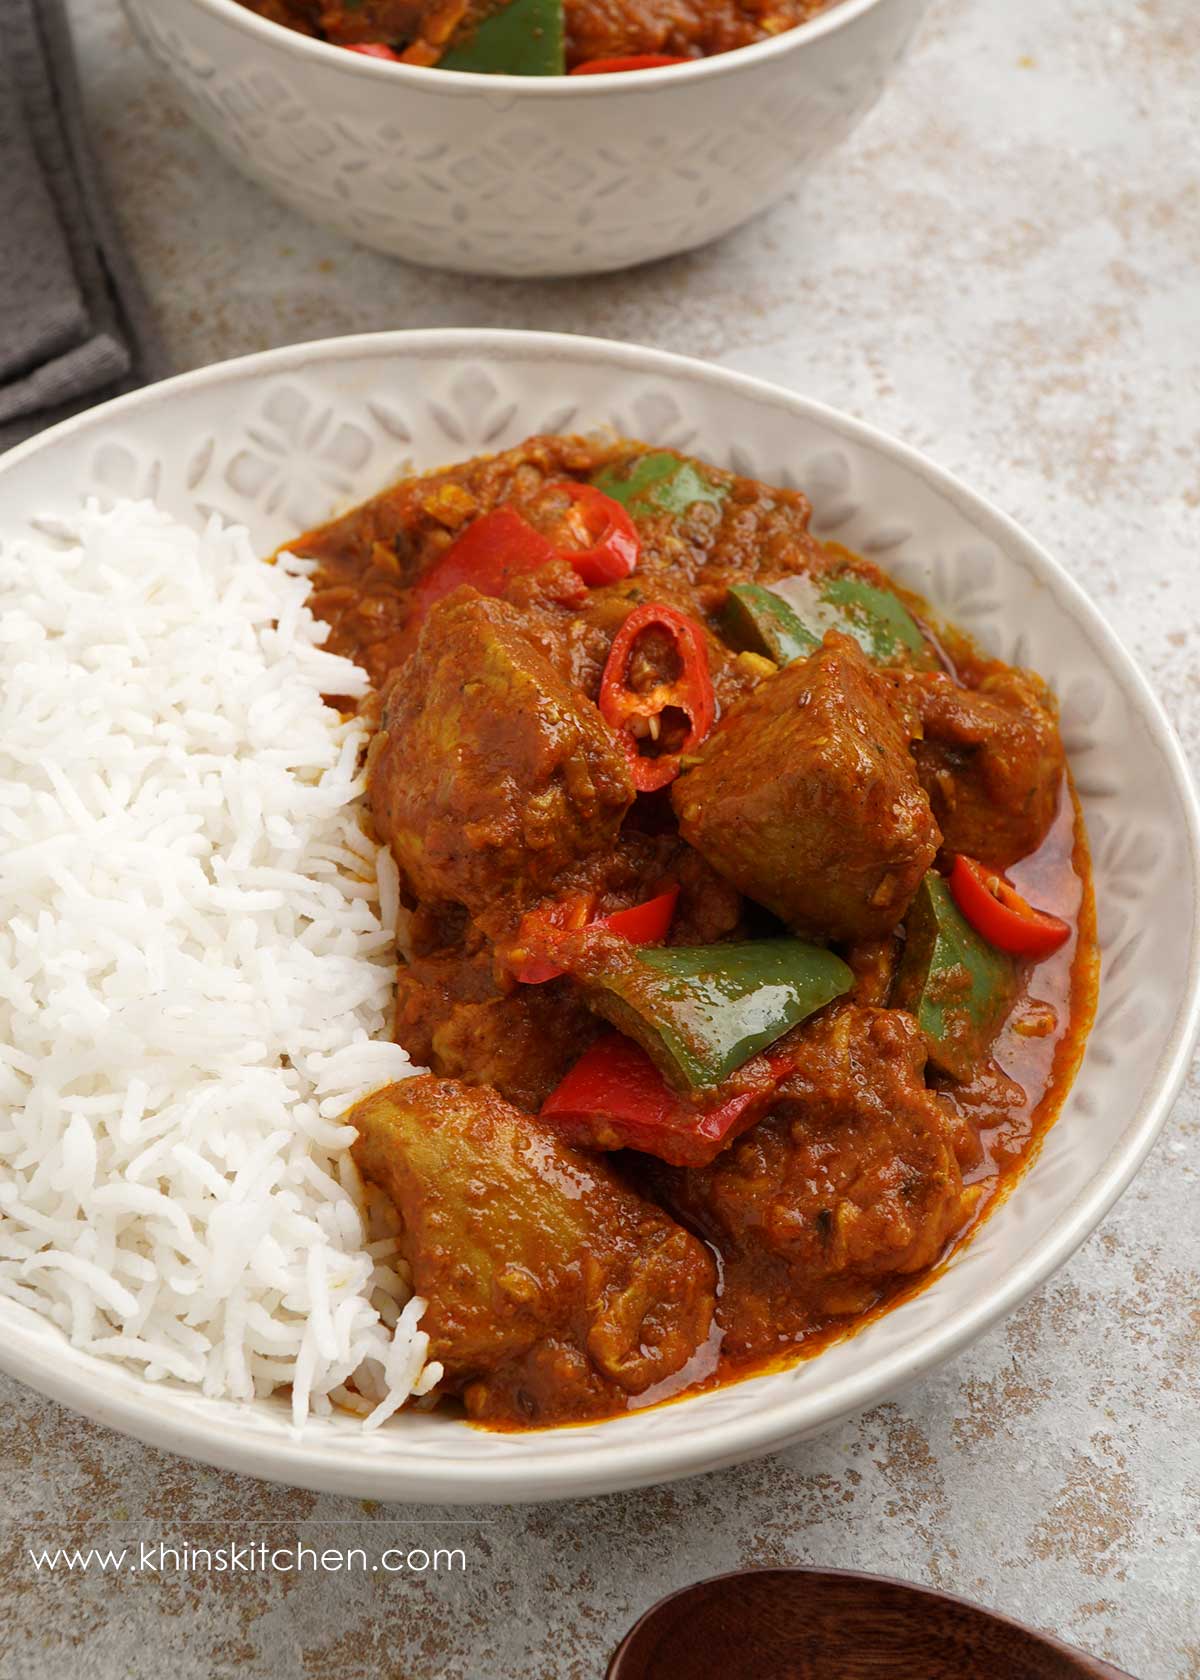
[0,499,439,1427]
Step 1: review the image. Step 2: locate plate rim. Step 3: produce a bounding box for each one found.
[2,327,1198,1503]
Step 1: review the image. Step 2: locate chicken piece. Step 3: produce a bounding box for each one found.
[908,668,1066,868]
[393,942,603,1112]
[651,1006,979,1360]
[370,590,633,917]
[349,1077,718,1424]
[672,633,940,943]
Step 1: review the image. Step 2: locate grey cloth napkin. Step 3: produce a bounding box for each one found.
[0,0,166,450]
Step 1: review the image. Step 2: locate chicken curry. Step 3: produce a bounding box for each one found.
[237,0,843,74]
[290,433,1097,1430]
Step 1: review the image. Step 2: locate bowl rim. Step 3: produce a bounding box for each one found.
[2,327,1198,1503]
[168,0,897,93]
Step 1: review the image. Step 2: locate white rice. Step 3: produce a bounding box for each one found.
[0,499,440,1428]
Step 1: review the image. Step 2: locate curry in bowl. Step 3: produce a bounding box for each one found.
[291,433,1097,1430]
[239,0,845,73]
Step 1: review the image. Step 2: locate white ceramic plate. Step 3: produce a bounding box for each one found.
[1,331,1197,1503]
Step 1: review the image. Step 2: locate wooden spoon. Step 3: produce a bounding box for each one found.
[607,1568,1136,1680]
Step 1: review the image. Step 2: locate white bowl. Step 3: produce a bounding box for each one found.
[120,0,931,277]
[1,330,1197,1503]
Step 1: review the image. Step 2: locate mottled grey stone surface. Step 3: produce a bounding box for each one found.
[2,1,1198,1676]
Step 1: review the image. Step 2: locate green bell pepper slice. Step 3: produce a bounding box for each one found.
[586,938,853,1093]
[822,571,931,664]
[765,568,936,669]
[591,451,729,520]
[893,873,1019,1081]
[439,0,564,75]
[720,582,819,666]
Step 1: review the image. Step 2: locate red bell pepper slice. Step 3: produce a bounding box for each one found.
[949,855,1071,961]
[602,884,679,944]
[540,1032,768,1167]
[548,482,640,587]
[510,884,679,984]
[569,54,690,73]
[410,506,581,627]
[598,603,715,792]
[342,43,403,60]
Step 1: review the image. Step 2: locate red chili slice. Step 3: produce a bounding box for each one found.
[342,42,403,59]
[569,54,690,73]
[949,855,1071,960]
[410,506,582,627]
[598,603,715,793]
[510,884,678,985]
[548,482,640,587]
